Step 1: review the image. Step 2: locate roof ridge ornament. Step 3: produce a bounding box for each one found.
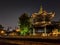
[38,5,43,14]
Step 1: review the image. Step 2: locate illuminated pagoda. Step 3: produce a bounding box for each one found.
[30,5,55,36]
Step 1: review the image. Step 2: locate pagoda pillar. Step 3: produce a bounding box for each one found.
[44,26,47,36]
[33,28,36,35]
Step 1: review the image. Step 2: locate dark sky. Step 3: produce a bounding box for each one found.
[0,0,60,29]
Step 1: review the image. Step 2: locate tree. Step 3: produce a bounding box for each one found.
[18,13,30,35]
[0,24,4,30]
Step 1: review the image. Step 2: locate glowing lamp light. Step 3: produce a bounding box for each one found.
[16,28,20,32]
[1,31,5,34]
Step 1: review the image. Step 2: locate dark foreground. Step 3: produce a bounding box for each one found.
[0,36,60,45]
[0,42,18,45]
[0,41,60,45]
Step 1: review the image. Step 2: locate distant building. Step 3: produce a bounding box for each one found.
[8,30,18,36]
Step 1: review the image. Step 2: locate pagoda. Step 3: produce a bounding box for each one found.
[30,5,55,36]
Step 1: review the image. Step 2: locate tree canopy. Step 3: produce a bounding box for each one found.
[18,13,30,35]
[0,24,4,30]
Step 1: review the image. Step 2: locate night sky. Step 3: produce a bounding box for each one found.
[0,0,60,29]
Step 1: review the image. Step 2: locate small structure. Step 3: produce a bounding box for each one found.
[8,30,18,36]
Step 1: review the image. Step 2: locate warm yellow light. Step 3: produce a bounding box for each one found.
[52,14,54,17]
[52,29,58,36]
[41,21,45,23]
[16,28,20,32]
[32,14,36,18]
[35,22,39,24]
[41,33,47,36]
[42,11,47,15]
[9,32,17,36]
[1,31,5,34]
[9,33,14,36]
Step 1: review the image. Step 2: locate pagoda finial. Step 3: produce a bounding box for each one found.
[38,5,43,14]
